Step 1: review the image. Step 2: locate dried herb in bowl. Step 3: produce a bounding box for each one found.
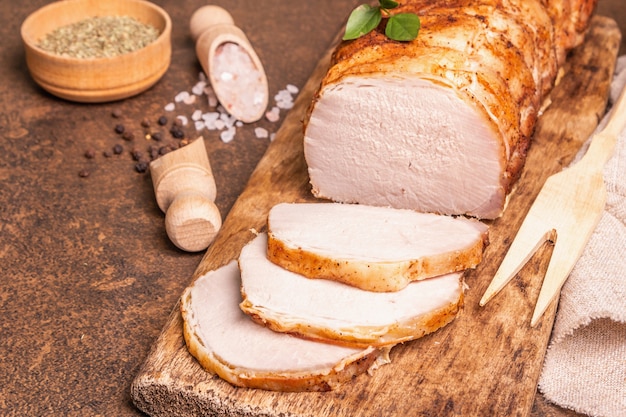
[37,15,159,59]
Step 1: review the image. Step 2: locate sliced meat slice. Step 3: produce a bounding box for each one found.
[181,260,390,392]
[240,233,465,348]
[267,202,488,292]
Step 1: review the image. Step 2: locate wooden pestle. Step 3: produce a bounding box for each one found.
[149,137,222,252]
[190,5,268,123]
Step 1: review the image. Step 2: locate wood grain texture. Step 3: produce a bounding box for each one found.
[131,16,621,417]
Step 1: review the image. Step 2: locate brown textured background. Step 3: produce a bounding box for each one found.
[0,1,623,416]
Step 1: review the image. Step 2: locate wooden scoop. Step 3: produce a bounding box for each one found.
[149,137,222,252]
[480,84,626,327]
[190,5,268,123]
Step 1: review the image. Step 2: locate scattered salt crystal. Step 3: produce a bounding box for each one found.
[175,91,190,103]
[203,112,219,130]
[220,126,236,143]
[202,112,219,123]
[274,90,293,109]
[275,89,295,110]
[265,106,280,122]
[220,113,238,128]
[275,90,292,102]
[254,127,269,139]
[277,100,294,110]
[160,72,297,144]
[192,81,207,96]
[214,119,226,130]
[191,109,203,121]
[184,94,197,105]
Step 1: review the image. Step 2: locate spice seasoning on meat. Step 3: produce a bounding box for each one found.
[37,16,159,59]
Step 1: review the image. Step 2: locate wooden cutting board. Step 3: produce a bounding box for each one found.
[131,16,621,417]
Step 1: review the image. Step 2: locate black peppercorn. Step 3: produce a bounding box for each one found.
[135,161,149,173]
[84,149,96,159]
[170,126,185,139]
[113,144,124,154]
[159,146,173,156]
[122,131,135,141]
[114,124,125,134]
[131,149,144,161]
[149,145,160,160]
[78,169,90,178]
[157,116,168,126]
[151,132,163,142]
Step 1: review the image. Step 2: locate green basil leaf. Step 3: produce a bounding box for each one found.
[379,0,399,10]
[385,13,421,41]
[343,5,382,40]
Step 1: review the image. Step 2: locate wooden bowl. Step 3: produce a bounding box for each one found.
[21,0,171,103]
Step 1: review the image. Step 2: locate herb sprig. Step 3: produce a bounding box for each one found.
[343,0,420,42]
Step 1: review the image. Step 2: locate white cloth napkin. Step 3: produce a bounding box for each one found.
[538,55,626,417]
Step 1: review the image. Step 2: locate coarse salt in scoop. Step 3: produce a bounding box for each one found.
[190,5,268,123]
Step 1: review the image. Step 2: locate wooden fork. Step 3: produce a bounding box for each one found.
[480,85,626,327]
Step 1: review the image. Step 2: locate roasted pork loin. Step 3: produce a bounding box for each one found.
[303,0,598,219]
[267,202,488,291]
[181,0,599,392]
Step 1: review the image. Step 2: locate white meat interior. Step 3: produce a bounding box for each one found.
[240,234,462,333]
[304,75,505,217]
[269,202,487,262]
[187,261,367,372]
